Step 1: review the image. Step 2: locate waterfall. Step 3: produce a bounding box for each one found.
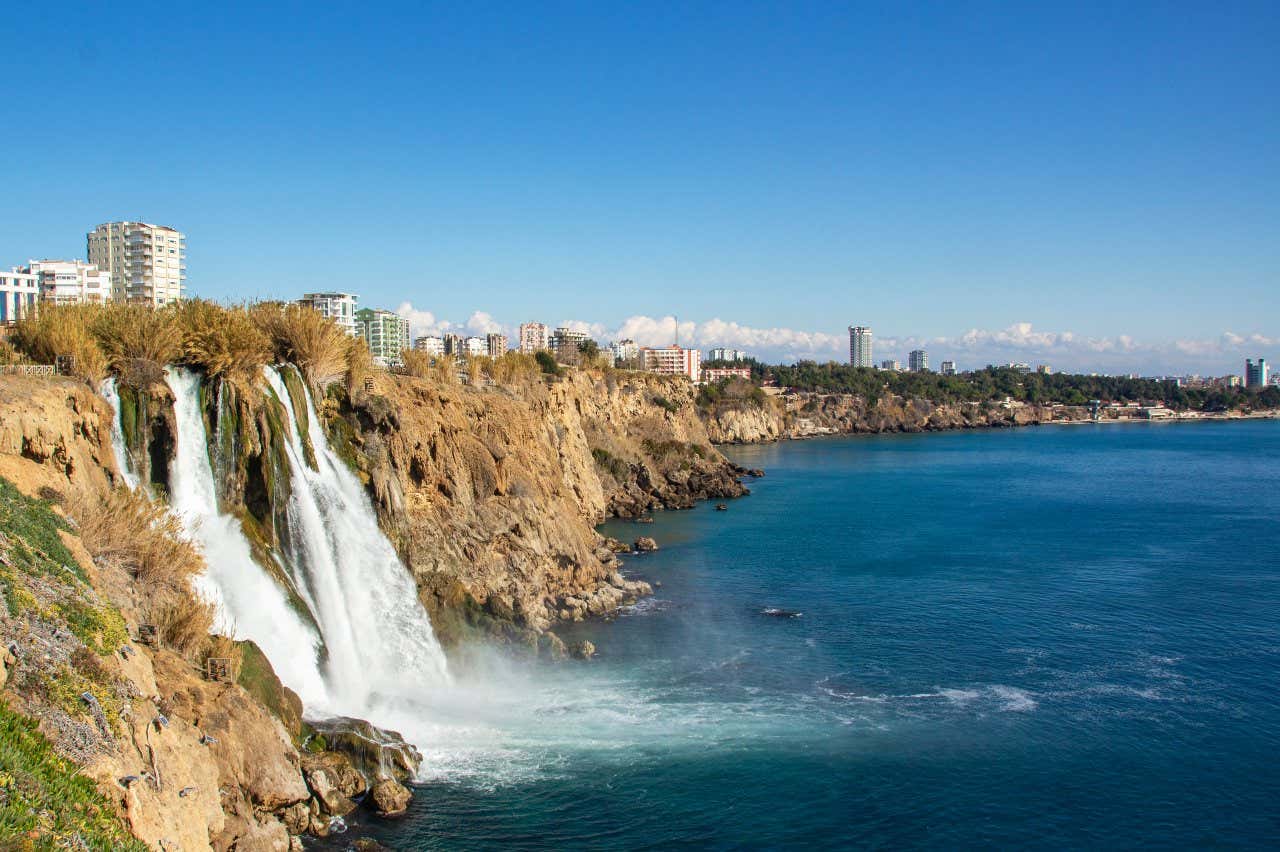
[163,368,329,706]
[261,365,450,716]
[100,378,140,490]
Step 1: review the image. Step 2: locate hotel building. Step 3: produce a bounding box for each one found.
[849,326,873,368]
[640,345,702,383]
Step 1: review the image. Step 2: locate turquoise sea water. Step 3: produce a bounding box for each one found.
[326,421,1280,849]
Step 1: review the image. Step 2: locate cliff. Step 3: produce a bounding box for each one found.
[702,390,1086,443]
[325,368,748,637]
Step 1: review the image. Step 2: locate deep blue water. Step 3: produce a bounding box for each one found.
[325,421,1280,850]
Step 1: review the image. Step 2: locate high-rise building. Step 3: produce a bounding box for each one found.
[519,322,549,354]
[880,359,901,371]
[87,221,185,305]
[939,360,957,376]
[0,268,39,324]
[443,333,464,357]
[356,308,411,365]
[551,327,589,363]
[413,335,444,356]
[24,260,111,305]
[708,347,746,362]
[908,349,929,372]
[464,336,487,358]
[640,346,702,383]
[849,326,873,368]
[1245,358,1269,388]
[299,292,359,335]
[486,333,508,359]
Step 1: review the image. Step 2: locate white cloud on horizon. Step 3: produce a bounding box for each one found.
[393,303,1274,375]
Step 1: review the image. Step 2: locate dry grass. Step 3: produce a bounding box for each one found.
[255,303,349,389]
[72,488,216,658]
[11,304,108,381]
[177,300,272,378]
[92,303,184,370]
[489,352,540,384]
[400,348,432,379]
[345,336,374,394]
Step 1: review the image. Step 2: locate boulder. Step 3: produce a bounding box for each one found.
[571,640,596,660]
[369,778,412,818]
[307,716,423,784]
[633,536,658,552]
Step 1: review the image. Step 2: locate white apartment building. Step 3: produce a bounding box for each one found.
[849,326,873,368]
[880,359,901,371]
[486,333,508,359]
[519,322,549,354]
[611,339,639,365]
[87,221,185,305]
[909,349,930,373]
[299,292,359,335]
[640,345,702,383]
[413,335,444,356]
[1,268,39,324]
[464,336,487,357]
[940,360,957,376]
[25,260,112,305]
[708,347,746,362]
[357,308,411,365]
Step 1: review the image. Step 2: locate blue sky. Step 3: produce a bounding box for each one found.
[5,1,1278,373]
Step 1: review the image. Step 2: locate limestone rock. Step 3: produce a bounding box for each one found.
[633,536,659,552]
[369,777,413,817]
[572,640,596,659]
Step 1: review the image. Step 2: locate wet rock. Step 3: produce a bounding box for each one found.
[307,717,423,784]
[572,640,596,659]
[539,631,568,660]
[369,778,413,817]
[633,536,658,552]
[303,751,366,816]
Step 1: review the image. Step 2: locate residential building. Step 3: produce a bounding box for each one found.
[87,221,185,305]
[708,347,747,362]
[880,359,901,371]
[848,326,873,368]
[939,360,957,376]
[908,349,929,372]
[518,322,549,354]
[443,333,464,357]
[703,366,751,383]
[551,327,589,363]
[464,336,487,358]
[1,268,39,324]
[1245,358,1269,388]
[299,292,359,335]
[23,259,111,305]
[356,308,411,366]
[611,339,639,366]
[1037,364,1053,374]
[1007,362,1032,374]
[485,333,508,359]
[640,345,702,383]
[413,335,444,356]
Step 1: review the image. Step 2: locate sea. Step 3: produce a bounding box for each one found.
[321,421,1280,850]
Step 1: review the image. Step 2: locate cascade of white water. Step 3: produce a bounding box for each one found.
[99,377,140,490]
[262,365,450,715]
[163,367,329,706]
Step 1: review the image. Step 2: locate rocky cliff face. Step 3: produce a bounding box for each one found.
[702,391,1084,443]
[324,368,747,637]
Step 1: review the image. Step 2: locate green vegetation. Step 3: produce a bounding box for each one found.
[650,394,680,413]
[0,702,147,851]
[535,350,562,376]
[729,361,1280,412]
[0,479,127,657]
[697,377,767,411]
[591,447,631,481]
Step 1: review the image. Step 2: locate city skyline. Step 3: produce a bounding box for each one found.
[4,2,1277,375]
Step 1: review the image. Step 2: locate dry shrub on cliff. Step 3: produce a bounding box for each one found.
[177,299,272,378]
[92,303,184,370]
[489,352,539,385]
[255,302,348,389]
[400,348,432,379]
[11,304,108,381]
[345,336,375,394]
[72,488,215,657]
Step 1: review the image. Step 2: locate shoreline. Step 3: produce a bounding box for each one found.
[711,408,1280,447]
